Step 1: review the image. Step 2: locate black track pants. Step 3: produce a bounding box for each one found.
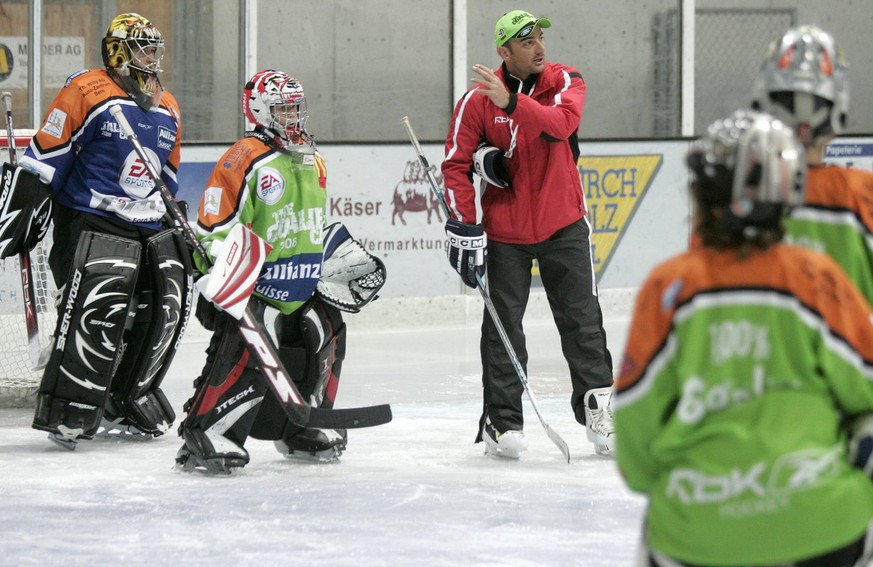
[478,218,613,437]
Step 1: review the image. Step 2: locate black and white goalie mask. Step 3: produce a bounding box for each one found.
[317,223,386,313]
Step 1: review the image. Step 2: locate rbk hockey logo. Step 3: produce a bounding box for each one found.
[391,160,443,225]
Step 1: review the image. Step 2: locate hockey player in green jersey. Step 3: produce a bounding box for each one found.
[614,110,873,566]
[752,25,873,307]
[174,70,386,474]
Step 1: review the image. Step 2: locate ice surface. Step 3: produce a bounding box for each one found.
[0,306,645,566]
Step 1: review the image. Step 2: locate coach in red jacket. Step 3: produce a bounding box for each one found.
[441,9,615,458]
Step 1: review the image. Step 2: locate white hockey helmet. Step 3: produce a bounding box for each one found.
[687,109,805,232]
[751,25,849,146]
[242,70,308,149]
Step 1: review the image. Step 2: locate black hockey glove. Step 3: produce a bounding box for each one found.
[445,218,486,289]
[175,199,190,219]
[473,144,509,188]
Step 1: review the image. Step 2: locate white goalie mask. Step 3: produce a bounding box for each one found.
[242,70,309,149]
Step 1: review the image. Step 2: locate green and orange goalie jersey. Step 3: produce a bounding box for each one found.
[195,135,328,315]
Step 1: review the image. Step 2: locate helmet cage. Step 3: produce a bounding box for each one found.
[122,36,165,75]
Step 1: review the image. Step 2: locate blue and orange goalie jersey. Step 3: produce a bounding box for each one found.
[20,69,182,230]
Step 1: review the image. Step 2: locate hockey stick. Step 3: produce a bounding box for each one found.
[2,91,43,368]
[402,116,570,463]
[108,104,391,430]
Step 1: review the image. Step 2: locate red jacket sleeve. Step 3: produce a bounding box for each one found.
[509,67,585,143]
[441,89,484,224]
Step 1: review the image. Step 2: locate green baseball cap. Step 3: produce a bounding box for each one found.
[494,10,552,47]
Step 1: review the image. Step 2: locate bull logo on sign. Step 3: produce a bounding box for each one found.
[392,160,443,225]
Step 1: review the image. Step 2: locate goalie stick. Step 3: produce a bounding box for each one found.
[402,116,571,463]
[2,91,43,369]
[108,104,391,430]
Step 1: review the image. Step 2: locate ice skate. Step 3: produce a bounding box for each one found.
[482,416,527,459]
[174,429,249,475]
[584,387,615,456]
[96,416,152,438]
[274,428,347,463]
[47,425,82,451]
[173,444,247,476]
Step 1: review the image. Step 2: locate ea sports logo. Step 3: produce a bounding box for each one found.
[256,167,285,204]
[119,149,160,198]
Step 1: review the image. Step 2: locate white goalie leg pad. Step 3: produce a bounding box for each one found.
[196,223,272,319]
[317,222,386,313]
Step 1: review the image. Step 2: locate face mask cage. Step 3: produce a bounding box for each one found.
[123,37,165,75]
[270,96,308,143]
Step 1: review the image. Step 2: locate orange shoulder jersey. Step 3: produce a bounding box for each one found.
[196,135,327,315]
[614,243,873,565]
[20,69,182,230]
[783,164,873,305]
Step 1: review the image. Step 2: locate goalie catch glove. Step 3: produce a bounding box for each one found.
[196,223,272,319]
[317,222,386,313]
[0,163,52,259]
[445,219,486,289]
[473,144,509,189]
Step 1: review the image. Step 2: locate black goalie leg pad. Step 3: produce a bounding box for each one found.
[176,314,269,473]
[250,297,346,443]
[32,231,141,439]
[107,229,193,436]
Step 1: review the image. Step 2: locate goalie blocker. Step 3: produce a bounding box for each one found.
[0,163,52,258]
[33,229,192,446]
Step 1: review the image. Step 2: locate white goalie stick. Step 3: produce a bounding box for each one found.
[402,116,571,463]
[109,104,391,430]
[2,91,42,368]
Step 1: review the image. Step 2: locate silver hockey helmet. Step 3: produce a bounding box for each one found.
[687,109,805,231]
[242,69,309,149]
[751,25,848,146]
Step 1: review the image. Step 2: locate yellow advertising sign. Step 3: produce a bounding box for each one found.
[532,155,663,278]
[581,154,662,274]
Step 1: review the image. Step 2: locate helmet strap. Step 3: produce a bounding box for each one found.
[245,127,285,151]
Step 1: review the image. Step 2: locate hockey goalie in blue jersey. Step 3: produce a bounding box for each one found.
[4,13,192,450]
